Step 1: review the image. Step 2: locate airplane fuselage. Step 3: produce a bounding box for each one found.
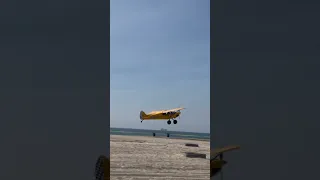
[142,111,181,120]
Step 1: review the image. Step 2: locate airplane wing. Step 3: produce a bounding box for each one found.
[161,107,185,113]
[210,146,240,159]
[148,107,185,115]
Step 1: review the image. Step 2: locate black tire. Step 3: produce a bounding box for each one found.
[167,120,171,125]
[173,120,177,124]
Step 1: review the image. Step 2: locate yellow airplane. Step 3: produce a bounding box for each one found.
[139,107,185,125]
[210,146,240,179]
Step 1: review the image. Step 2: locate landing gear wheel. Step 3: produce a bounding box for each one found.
[173,120,177,124]
[167,120,171,125]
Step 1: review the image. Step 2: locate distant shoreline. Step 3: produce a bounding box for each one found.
[110,127,210,141]
[110,134,210,142]
[110,127,210,135]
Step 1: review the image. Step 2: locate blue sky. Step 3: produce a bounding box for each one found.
[110,0,210,133]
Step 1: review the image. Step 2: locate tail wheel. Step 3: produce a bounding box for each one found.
[173,120,177,124]
[167,120,171,125]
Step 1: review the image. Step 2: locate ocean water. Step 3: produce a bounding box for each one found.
[110,127,210,140]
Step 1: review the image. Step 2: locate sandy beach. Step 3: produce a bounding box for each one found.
[110,135,210,180]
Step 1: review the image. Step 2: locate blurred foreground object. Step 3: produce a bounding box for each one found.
[210,146,240,179]
[94,155,110,180]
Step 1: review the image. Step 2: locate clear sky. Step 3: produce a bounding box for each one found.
[110,0,210,133]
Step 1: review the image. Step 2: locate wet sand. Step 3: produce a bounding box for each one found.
[110,135,210,180]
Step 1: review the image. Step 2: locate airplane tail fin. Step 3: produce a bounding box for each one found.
[140,111,146,120]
